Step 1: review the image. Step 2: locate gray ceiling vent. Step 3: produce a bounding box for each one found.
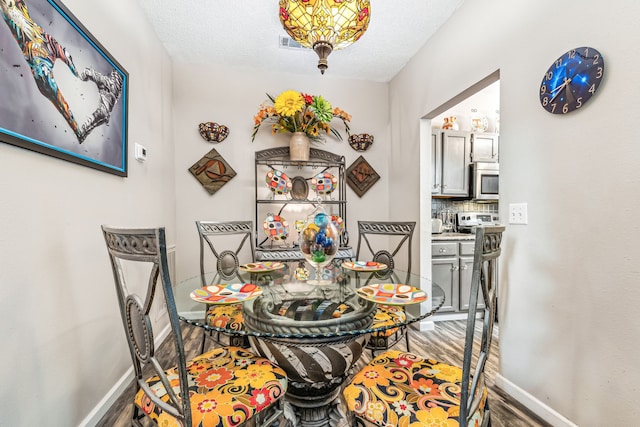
[279,35,305,50]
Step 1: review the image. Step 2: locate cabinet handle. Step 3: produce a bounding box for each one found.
[451,266,458,271]
[439,248,446,253]
[461,265,468,270]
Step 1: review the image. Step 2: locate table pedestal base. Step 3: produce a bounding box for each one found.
[284,386,354,427]
[248,335,368,427]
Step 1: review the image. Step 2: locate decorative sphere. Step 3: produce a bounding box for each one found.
[314,212,329,228]
[299,210,339,271]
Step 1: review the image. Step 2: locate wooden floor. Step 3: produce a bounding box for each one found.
[97,320,550,427]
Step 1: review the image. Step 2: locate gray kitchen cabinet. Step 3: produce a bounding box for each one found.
[471,132,499,162]
[432,130,471,196]
[432,238,482,313]
[432,256,458,312]
[458,241,485,310]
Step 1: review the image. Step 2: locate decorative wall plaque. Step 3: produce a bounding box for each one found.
[346,156,380,197]
[189,148,236,195]
[348,133,374,151]
[199,122,229,143]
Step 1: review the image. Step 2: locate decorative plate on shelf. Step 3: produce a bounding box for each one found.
[290,176,309,200]
[342,261,388,272]
[311,172,338,195]
[356,283,427,306]
[470,110,489,132]
[239,261,285,273]
[265,169,291,195]
[263,213,289,241]
[190,283,263,304]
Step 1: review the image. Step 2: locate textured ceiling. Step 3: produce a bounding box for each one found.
[136,0,464,82]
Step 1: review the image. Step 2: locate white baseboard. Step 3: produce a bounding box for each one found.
[78,324,171,427]
[418,319,435,331]
[494,374,578,427]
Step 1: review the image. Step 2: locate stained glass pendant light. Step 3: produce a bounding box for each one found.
[279,0,371,74]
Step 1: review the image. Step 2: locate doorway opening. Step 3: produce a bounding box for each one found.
[419,70,500,324]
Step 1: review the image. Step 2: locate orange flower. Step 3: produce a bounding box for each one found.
[332,107,352,122]
[355,364,394,388]
[195,367,233,388]
[410,377,441,397]
[190,390,234,425]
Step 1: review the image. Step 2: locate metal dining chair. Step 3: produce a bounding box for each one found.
[344,225,505,427]
[355,220,416,355]
[195,220,255,351]
[101,226,287,427]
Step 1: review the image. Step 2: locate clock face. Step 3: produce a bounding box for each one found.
[539,46,605,114]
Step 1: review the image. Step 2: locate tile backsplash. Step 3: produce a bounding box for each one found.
[432,199,498,218]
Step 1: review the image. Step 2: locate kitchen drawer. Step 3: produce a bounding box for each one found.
[432,242,458,257]
[459,241,476,256]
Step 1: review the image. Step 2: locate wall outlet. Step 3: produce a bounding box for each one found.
[509,203,528,224]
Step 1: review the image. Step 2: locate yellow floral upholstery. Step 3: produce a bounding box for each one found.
[206,304,245,331]
[372,305,406,337]
[134,346,287,427]
[344,350,486,427]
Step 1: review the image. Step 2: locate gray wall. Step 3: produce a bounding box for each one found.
[391,0,640,425]
[170,64,391,283]
[0,0,175,425]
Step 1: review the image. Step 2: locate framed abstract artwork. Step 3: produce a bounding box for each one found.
[189,148,237,195]
[0,0,129,176]
[346,156,380,197]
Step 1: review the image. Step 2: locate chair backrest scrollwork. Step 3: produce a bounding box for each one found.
[195,220,255,285]
[355,221,416,283]
[102,226,192,426]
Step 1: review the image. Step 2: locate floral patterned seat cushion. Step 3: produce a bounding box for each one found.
[134,346,287,427]
[206,303,245,331]
[343,350,486,427]
[371,305,406,337]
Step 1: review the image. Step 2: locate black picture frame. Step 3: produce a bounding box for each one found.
[0,0,129,176]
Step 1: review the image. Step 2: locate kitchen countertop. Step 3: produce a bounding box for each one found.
[431,232,476,241]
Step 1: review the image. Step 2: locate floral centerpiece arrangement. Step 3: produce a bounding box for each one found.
[252,90,351,143]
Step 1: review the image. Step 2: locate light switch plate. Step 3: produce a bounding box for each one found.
[509,203,528,224]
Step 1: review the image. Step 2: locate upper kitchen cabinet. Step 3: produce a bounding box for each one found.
[432,130,471,197]
[471,132,499,162]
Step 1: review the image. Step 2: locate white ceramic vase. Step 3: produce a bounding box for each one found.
[289,132,310,161]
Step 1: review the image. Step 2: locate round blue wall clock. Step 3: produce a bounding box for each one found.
[539,46,605,114]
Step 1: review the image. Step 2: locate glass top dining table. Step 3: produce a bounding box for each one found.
[173,262,445,427]
[174,262,445,339]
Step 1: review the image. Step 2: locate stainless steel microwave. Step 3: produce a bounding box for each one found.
[471,162,499,201]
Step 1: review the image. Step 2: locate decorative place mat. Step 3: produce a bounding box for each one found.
[239,261,285,273]
[342,261,388,272]
[190,283,262,304]
[356,283,427,306]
